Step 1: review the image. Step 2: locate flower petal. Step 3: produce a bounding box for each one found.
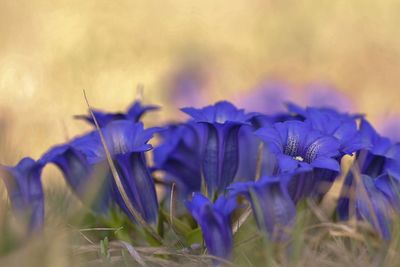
[375,174,400,212]
[356,175,393,240]
[229,175,296,240]
[311,157,340,172]
[277,154,299,173]
[255,177,296,240]
[186,193,236,261]
[1,158,44,232]
[202,124,220,195]
[126,101,159,122]
[219,124,241,190]
[113,154,159,223]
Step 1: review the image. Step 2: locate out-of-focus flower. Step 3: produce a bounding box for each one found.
[42,120,160,223]
[1,157,44,232]
[358,119,400,179]
[375,174,400,212]
[377,115,400,143]
[166,62,210,108]
[355,175,393,240]
[302,83,355,113]
[338,119,400,239]
[236,81,355,115]
[228,174,296,240]
[153,122,205,195]
[181,101,255,196]
[41,132,114,213]
[75,100,159,127]
[185,193,237,261]
[286,102,362,121]
[255,120,341,202]
[340,174,394,240]
[235,80,291,114]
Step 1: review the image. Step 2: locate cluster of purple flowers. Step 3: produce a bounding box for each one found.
[2,97,400,262]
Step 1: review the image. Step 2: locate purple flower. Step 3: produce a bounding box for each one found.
[236,112,300,182]
[166,62,209,108]
[185,193,237,261]
[358,119,400,179]
[41,132,113,213]
[286,102,362,122]
[235,80,291,114]
[153,122,205,195]
[234,125,261,182]
[75,100,159,127]
[295,107,366,155]
[1,158,44,232]
[228,174,296,240]
[255,120,341,202]
[85,120,160,223]
[181,101,255,196]
[355,175,393,240]
[377,115,400,143]
[375,174,400,213]
[42,120,160,223]
[303,83,355,112]
[338,119,400,239]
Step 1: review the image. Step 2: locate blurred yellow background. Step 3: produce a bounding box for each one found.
[1,0,400,163]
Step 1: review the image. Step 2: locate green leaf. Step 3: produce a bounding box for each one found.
[144,228,163,246]
[186,228,203,245]
[160,210,192,236]
[157,209,165,237]
[100,236,111,261]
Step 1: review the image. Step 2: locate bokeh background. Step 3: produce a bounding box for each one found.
[1,0,400,164]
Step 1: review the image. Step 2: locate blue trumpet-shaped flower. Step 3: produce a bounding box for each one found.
[255,120,341,202]
[338,119,400,238]
[181,101,254,196]
[234,125,261,182]
[354,175,394,240]
[1,157,44,232]
[235,80,292,114]
[98,120,160,223]
[379,116,400,143]
[41,132,113,213]
[76,100,159,127]
[228,175,296,240]
[357,119,400,179]
[286,102,361,121]
[286,104,365,155]
[236,112,299,182]
[186,193,237,261]
[153,122,205,195]
[42,120,160,223]
[302,83,355,112]
[304,108,365,155]
[375,173,400,212]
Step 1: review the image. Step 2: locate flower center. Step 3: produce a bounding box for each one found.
[294,156,304,162]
